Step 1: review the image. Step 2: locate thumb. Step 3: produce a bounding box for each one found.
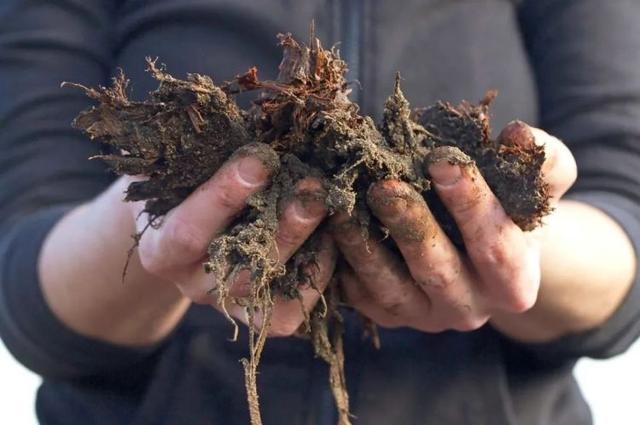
[530,127,578,201]
[498,121,577,202]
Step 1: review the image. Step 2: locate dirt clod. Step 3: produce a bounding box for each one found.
[66,32,549,425]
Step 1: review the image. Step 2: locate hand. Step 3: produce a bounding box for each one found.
[330,122,577,333]
[133,144,336,337]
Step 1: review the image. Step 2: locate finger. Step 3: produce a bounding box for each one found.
[273,178,328,262]
[497,120,536,148]
[174,229,336,323]
[268,233,337,337]
[530,128,577,201]
[366,181,486,330]
[331,212,480,332]
[228,177,327,297]
[338,267,406,329]
[498,121,577,201]
[427,147,538,312]
[170,177,327,302]
[137,143,278,273]
[226,233,336,336]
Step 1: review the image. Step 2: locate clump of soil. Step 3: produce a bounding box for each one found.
[65,32,548,425]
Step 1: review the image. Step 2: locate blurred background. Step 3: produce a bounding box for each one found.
[2,338,639,424]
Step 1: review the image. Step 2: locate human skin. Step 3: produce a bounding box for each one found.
[331,123,637,342]
[39,122,636,346]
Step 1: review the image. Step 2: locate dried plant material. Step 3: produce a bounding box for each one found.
[65,31,549,425]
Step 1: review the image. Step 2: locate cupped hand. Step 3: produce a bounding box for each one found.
[132,143,336,337]
[331,122,577,333]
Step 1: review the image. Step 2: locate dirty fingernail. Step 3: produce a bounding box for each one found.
[330,217,356,236]
[429,161,462,186]
[498,120,535,148]
[373,197,408,218]
[332,223,363,246]
[236,156,269,186]
[292,198,326,221]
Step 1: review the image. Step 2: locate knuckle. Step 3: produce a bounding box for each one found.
[507,296,537,313]
[503,283,539,313]
[419,268,458,293]
[493,256,540,313]
[482,242,511,268]
[137,236,175,276]
[373,292,408,316]
[137,240,162,275]
[164,218,209,260]
[452,314,489,332]
[139,253,164,276]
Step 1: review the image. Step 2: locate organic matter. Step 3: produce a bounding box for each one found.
[66,31,549,425]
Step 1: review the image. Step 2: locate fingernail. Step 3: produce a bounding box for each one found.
[429,161,462,186]
[498,120,535,148]
[332,225,362,246]
[374,197,408,218]
[330,217,357,236]
[292,197,326,221]
[236,156,269,187]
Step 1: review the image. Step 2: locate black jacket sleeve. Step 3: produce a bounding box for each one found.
[0,0,155,379]
[517,0,640,360]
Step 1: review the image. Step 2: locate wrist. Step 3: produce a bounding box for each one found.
[39,178,189,347]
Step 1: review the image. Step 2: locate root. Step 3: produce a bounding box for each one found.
[311,280,352,425]
[208,229,277,425]
[68,29,551,425]
[122,215,158,284]
[242,283,274,425]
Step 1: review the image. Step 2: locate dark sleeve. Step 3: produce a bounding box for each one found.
[0,0,156,379]
[516,0,640,360]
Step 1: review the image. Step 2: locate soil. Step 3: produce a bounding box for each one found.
[65,31,549,425]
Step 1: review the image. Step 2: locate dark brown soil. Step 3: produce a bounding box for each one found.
[65,31,549,425]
